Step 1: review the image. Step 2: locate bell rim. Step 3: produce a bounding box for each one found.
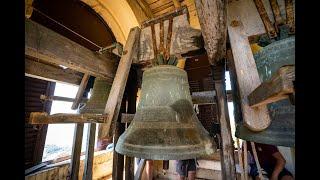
[115,142,215,160]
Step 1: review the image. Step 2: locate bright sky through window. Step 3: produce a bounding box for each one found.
[43,82,97,162]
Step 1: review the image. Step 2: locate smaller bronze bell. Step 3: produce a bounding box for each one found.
[115,65,216,160]
[80,78,114,139]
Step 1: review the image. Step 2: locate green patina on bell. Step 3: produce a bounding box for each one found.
[115,65,216,160]
[236,36,295,147]
[80,78,114,139]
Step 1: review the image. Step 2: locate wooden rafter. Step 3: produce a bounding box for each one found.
[136,0,155,18]
[172,0,181,9]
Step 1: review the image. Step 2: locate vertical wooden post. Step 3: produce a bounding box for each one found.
[112,99,126,180]
[250,142,263,179]
[243,141,248,180]
[70,123,84,180]
[236,138,245,180]
[212,64,236,180]
[124,68,138,180]
[83,123,96,180]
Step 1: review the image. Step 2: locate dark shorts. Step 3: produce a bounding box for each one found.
[176,159,197,177]
[250,163,293,179]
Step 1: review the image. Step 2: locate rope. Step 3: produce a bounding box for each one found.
[32,7,104,51]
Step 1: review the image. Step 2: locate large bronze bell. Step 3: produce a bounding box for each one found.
[236,36,295,147]
[115,65,216,160]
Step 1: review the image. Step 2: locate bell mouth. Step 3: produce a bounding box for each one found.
[115,128,214,160]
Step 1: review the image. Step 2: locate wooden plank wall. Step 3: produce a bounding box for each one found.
[145,0,200,29]
[25,76,55,169]
[26,150,113,180]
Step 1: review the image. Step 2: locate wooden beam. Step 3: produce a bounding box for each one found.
[253,0,277,38]
[112,107,126,180]
[227,20,271,132]
[243,141,248,180]
[71,74,90,110]
[25,18,117,82]
[191,91,216,104]
[39,95,88,103]
[126,0,150,24]
[172,0,181,9]
[83,123,96,180]
[70,123,84,180]
[269,0,284,27]
[141,7,188,28]
[25,0,34,18]
[285,0,295,34]
[136,0,154,18]
[25,57,83,85]
[134,159,146,180]
[29,112,107,124]
[103,27,140,134]
[212,65,236,180]
[248,65,295,107]
[194,0,227,65]
[250,142,263,179]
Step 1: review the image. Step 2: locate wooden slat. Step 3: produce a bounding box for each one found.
[172,0,181,8]
[253,0,277,38]
[243,141,248,180]
[285,0,295,34]
[134,159,146,180]
[39,95,88,103]
[70,123,84,180]
[29,112,107,124]
[227,20,271,132]
[112,116,126,179]
[269,0,284,27]
[141,6,187,28]
[236,139,245,180]
[137,0,155,18]
[25,162,48,175]
[213,66,236,180]
[195,0,227,65]
[25,18,117,82]
[103,27,141,134]
[165,17,173,60]
[71,73,90,110]
[83,123,96,180]
[25,57,83,85]
[250,142,263,179]
[248,65,295,107]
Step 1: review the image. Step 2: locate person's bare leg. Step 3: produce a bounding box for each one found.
[281,175,294,180]
[188,171,196,180]
[146,160,153,180]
